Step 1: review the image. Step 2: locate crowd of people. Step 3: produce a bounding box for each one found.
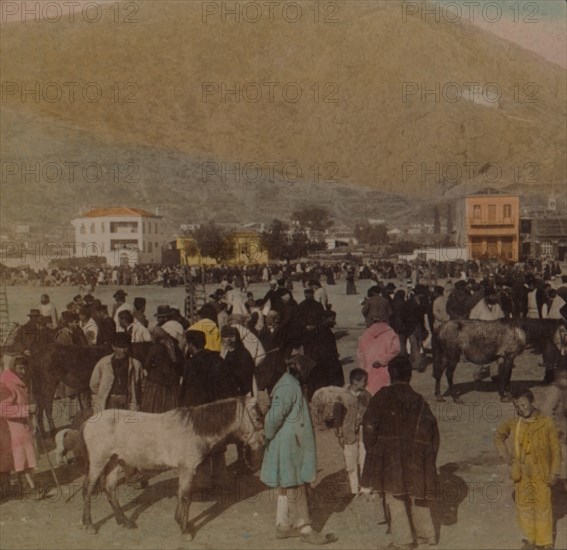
[0,256,566,549]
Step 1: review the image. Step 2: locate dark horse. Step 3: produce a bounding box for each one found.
[81,396,265,537]
[30,342,152,436]
[434,320,526,403]
[506,318,567,383]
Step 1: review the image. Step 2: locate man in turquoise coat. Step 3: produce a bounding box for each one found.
[261,355,337,545]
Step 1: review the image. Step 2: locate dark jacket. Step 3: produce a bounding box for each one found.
[361,383,439,500]
[143,342,183,387]
[302,325,345,399]
[179,349,239,407]
[96,317,117,347]
[447,289,471,320]
[223,344,255,396]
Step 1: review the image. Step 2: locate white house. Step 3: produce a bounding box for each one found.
[72,207,166,266]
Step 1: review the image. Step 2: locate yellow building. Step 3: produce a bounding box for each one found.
[176,231,268,266]
[461,188,520,261]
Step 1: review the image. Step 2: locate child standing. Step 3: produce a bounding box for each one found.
[334,368,371,495]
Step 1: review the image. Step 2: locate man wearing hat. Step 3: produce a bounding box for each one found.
[12,309,50,355]
[133,297,149,328]
[220,326,255,397]
[112,289,134,332]
[94,305,116,348]
[38,294,58,327]
[54,311,88,346]
[90,332,142,412]
[260,353,337,544]
[362,286,392,328]
[117,311,152,343]
[297,289,325,330]
[446,280,471,320]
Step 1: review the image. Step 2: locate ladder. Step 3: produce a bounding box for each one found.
[184,265,207,324]
[0,276,18,350]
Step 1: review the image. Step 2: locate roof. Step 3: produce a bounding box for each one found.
[469,187,519,197]
[79,207,159,218]
[533,218,567,237]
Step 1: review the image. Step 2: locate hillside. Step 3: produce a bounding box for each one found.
[1,0,565,232]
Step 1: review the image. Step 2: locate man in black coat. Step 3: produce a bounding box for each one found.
[179,330,239,407]
[220,326,254,396]
[361,356,439,549]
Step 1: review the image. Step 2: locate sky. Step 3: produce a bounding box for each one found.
[436,0,567,67]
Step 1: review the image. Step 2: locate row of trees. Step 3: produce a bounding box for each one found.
[183,207,333,263]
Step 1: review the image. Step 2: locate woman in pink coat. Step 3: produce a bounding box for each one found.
[357,321,401,395]
[0,356,38,490]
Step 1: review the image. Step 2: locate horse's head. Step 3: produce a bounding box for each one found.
[238,396,265,469]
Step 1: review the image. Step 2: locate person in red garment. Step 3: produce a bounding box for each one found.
[0,356,40,494]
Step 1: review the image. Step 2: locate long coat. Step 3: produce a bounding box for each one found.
[0,369,37,473]
[260,372,317,488]
[360,383,439,500]
[179,349,239,407]
[357,322,400,395]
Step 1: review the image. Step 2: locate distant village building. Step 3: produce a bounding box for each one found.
[176,231,268,266]
[72,207,166,266]
[520,217,567,261]
[455,188,520,262]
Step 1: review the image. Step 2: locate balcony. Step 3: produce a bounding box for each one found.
[469,217,516,228]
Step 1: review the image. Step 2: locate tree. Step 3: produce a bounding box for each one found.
[262,219,326,261]
[446,204,453,236]
[291,206,334,232]
[433,206,441,234]
[190,221,235,264]
[354,222,388,245]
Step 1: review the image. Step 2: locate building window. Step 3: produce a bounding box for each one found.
[80,224,86,235]
[503,204,512,219]
[142,222,145,233]
[148,242,153,253]
[541,242,553,257]
[487,204,496,222]
[101,222,105,233]
[155,223,158,233]
[472,205,481,220]
[90,223,95,234]
[155,242,158,249]
[148,223,152,235]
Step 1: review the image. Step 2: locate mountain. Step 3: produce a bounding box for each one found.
[1,0,565,233]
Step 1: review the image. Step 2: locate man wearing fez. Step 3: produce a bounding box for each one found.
[90,332,143,411]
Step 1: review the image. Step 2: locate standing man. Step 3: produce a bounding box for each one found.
[494,389,561,550]
[38,294,58,327]
[117,311,152,343]
[94,305,116,347]
[357,319,400,396]
[112,289,133,331]
[79,307,99,346]
[90,333,143,412]
[133,297,149,328]
[361,356,439,549]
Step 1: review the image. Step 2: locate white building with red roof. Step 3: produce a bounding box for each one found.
[72,207,165,266]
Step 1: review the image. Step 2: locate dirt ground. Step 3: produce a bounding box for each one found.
[1,279,566,550]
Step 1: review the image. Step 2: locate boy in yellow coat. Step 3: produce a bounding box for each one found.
[494,389,562,550]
